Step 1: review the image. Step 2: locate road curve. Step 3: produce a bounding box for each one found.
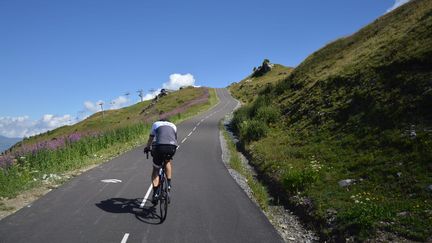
[0,89,282,243]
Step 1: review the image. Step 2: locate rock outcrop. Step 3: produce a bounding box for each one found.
[252,59,274,77]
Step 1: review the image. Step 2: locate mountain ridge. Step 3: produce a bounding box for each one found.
[0,136,21,154]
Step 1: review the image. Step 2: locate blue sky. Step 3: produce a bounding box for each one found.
[0,0,408,137]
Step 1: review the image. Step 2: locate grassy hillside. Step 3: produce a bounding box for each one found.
[230,0,432,241]
[0,87,217,198]
[229,63,293,104]
[21,87,211,145]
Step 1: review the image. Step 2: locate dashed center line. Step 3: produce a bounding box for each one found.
[181,138,187,143]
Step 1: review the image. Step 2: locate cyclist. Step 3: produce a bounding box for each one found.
[144,118,178,203]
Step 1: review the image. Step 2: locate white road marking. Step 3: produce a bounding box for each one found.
[187,132,193,137]
[140,184,153,208]
[181,137,187,143]
[121,233,130,243]
[192,127,196,131]
[101,179,122,183]
[197,122,201,126]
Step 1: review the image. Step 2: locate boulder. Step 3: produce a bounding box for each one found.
[338,179,355,187]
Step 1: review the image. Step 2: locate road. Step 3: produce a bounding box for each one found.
[0,89,283,243]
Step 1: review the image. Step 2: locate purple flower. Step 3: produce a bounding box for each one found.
[0,154,14,169]
[68,133,82,143]
[45,138,65,150]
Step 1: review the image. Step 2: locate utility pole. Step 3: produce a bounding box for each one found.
[137,89,144,102]
[98,102,105,118]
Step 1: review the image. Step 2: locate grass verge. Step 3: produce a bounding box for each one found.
[221,122,270,211]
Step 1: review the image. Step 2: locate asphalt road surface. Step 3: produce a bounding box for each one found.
[0,89,283,243]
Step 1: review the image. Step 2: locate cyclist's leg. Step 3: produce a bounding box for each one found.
[165,160,172,180]
[151,167,159,187]
[152,146,163,199]
[151,166,161,203]
[164,145,176,186]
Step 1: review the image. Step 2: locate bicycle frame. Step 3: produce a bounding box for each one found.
[145,149,170,222]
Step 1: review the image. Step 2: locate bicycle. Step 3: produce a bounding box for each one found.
[145,149,171,222]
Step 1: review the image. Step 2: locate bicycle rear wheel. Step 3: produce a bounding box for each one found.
[159,179,168,222]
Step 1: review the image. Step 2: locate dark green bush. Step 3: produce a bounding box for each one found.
[240,119,268,142]
[256,106,281,124]
[337,202,392,240]
[282,167,318,192]
[250,95,271,116]
[232,107,250,133]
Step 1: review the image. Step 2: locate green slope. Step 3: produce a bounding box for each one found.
[230,0,432,241]
[19,87,213,146]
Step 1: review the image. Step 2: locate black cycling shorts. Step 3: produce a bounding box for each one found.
[152,144,177,167]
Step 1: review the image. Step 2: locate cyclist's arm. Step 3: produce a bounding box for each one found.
[146,123,157,149]
[145,134,154,149]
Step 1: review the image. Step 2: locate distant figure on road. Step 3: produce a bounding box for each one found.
[144,118,178,203]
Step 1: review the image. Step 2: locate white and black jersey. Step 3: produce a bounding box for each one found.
[150,121,178,146]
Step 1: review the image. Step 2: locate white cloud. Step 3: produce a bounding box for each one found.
[135,73,197,103]
[162,73,195,90]
[142,89,161,101]
[0,114,73,138]
[109,96,130,109]
[84,100,104,113]
[387,0,411,12]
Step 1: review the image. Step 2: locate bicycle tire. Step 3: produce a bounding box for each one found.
[159,178,168,222]
[164,175,171,204]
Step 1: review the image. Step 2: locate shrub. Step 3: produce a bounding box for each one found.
[282,166,319,192]
[337,202,392,240]
[232,107,250,133]
[250,95,271,117]
[256,106,281,124]
[240,120,268,142]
